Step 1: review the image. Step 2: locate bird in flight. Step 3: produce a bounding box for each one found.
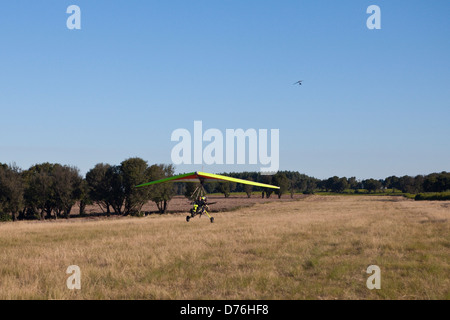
[293,80,303,85]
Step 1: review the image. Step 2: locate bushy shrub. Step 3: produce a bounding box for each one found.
[415,192,450,201]
[0,212,12,222]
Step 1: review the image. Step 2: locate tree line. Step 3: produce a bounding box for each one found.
[0,158,449,222]
[222,171,449,198]
[315,172,450,194]
[0,158,175,221]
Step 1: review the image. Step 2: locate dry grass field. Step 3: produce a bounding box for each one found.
[0,195,449,300]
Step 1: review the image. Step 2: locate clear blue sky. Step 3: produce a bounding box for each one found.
[1,0,449,179]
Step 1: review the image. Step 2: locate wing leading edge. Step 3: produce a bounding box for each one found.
[135,171,280,189]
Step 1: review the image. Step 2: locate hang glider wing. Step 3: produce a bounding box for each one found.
[135,171,280,189]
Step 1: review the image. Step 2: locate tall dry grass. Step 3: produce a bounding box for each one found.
[0,195,448,299]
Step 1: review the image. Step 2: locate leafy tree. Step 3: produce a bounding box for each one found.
[423,172,450,192]
[261,175,274,198]
[0,163,24,221]
[384,176,400,193]
[78,179,91,216]
[413,175,424,193]
[363,178,382,193]
[52,164,83,218]
[243,178,253,198]
[324,176,339,192]
[217,182,232,198]
[321,176,348,193]
[121,158,152,215]
[204,181,218,194]
[22,163,83,220]
[86,163,112,216]
[288,175,299,198]
[23,163,56,220]
[147,164,175,213]
[106,165,126,215]
[184,182,198,199]
[397,175,415,193]
[273,172,289,198]
[348,177,358,191]
[305,177,318,194]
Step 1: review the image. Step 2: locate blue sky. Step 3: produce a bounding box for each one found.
[0,0,449,179]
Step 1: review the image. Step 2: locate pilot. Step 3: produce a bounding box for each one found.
[194,196,208,214]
